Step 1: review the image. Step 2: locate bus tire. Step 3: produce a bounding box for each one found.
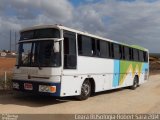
[130,76,139,90]
[77,79,91,100]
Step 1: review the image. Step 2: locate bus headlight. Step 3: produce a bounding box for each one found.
[13,82,19,89]
[39,85,56,93]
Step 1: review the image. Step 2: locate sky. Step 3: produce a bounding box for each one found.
[0,0,160,53]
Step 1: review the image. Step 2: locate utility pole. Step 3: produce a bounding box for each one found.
[10,30,11,52]
[15,32,17,51]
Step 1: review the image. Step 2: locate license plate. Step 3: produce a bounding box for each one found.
[24,83,33,90]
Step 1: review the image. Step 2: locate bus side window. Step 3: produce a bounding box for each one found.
[110,43,114,58]
[113,43,121,59]
[63,31,77,69]
[129,48,132,60]
[133,49,139,61]
[119,45,123,59]
[139,50,144,62]
[144,51,148,62]
[91,38,96,56]
[124,46,130,61]
[99,40,110,58]
[96,40,100,56]
[78,35,92,56]
[78,35,82,55]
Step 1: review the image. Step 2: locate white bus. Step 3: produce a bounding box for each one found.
[12,24,149,100]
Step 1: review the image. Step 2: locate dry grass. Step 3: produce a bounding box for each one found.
[0,73,13,90]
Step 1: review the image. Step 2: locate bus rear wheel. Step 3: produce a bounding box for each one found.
[130,76,139,90]
[77,79,91,100]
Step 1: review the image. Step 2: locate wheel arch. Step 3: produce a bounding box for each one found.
[134,75,139,84]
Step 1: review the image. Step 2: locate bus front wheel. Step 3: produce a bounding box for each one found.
[77,79,91,100]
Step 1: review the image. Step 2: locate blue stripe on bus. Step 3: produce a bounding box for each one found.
[113,60,120,87]
[142,63,149,72]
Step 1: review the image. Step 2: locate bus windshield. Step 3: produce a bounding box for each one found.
[18,40,61,67]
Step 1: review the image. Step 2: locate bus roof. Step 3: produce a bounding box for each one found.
[20,24,148,52]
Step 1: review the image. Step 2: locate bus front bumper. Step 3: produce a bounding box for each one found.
[12,80,61,97]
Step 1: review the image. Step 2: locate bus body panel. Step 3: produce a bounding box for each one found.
[60,75,83,96]
[12,67,62,96]
[61,56,114,96]
[12,79,61,96]
[60,58,149,97]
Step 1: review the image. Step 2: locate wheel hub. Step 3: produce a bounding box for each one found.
[82,83,90,96]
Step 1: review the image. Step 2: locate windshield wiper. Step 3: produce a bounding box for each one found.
[37,60,42,70]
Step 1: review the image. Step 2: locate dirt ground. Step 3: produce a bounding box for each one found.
[0,74,160,114]
[0,58,16,70]
[150,61,160,75]
[0,58,16,75]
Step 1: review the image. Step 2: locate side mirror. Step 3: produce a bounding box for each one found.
[53,42,60,53]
